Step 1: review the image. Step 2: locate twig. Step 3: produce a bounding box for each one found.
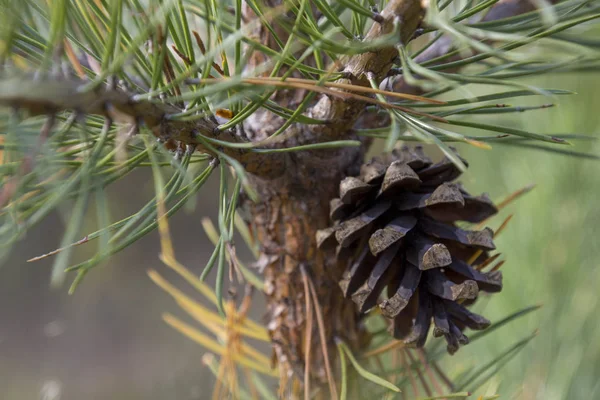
[405,349,433,397]
[307,0,425,141]
[387,0,561,95]
[0,114,56,208]
[301,264,339,400]
[300,265,314,400]
[400,350,419,397]
[0,75,280,176]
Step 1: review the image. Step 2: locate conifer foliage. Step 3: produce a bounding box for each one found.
[1,0,599,397]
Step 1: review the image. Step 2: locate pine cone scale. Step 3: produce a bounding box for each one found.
[401,291,433,347]
[426,270,478,301]
[406,237,452,270]
[368,214,417,256]
[335,201,391,247]
[380,161,422,193]
[339,245,374,297]
[419,217,496,250]
[340,176,373,204]
[351,241,401,312]
[380,263,421,319]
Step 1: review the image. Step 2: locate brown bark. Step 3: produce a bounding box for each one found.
[240,0,425,390]
[249,163,367,388]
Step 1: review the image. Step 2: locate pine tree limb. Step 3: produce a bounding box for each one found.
[385,0,561,95]
[0,75,281,177]
[307,0,425,141]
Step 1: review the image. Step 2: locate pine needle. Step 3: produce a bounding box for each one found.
[416,350,444,396]
[493,214,514,237]
[148,269,269,342]
[300,266,313,400]
[198,76,446,104]
[475,253,501,271]
[339,339,348,400]
[337,339,401,393]
[363,340,405,358]
[496,184,537,210]
[27,235,89,262]
[489,260,505,272]
[63,39,86,78]
[163,313,278,377]
[406,350,433,397]
[416,393,472,400]
[189,77,448,121]
[303,265,338,399]
[470,214,514,266]
[401,349,419,397]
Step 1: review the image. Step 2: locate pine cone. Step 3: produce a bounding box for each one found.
[316,146,502,354]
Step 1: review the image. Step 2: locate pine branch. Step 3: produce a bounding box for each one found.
[236,0,425,181]
[0,74,280,177]
[1,1,598,393]
[386,0,562,95]
[0,0,426,179]
[307,0,425,141]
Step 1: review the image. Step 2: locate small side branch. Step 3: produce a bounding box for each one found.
[0,75,281,177]
[307,0,425,140]
[386,0,561,95]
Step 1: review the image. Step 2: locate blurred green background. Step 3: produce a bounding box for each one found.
[453,73,600,400]
[1,74,599,399]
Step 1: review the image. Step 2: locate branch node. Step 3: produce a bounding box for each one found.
[387,67,402,78]
[127,122,140,138]
[412,27,425,40]
[209,157,220,168]
[74,110,87,125]
[393,16,405,46]
[118,79,131,91]
[185,144,197,155]
[173,146,185,161]
[107,75,117,90]
[372,12,384,23]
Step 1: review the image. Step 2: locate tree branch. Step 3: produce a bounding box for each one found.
[1,0,428,184]
[1,1,427,182]
[237,0,426,181]
[385,0,560,95]
[307,0,424,140]
[0,75,282,177]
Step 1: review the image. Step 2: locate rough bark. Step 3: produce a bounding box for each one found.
[241,0,425,389]
[248,160,366,387]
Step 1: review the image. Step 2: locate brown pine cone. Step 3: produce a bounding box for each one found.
[317,146,502,354]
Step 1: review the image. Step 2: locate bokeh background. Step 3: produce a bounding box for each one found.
[1,76,599,399]
[443,73,600,400]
